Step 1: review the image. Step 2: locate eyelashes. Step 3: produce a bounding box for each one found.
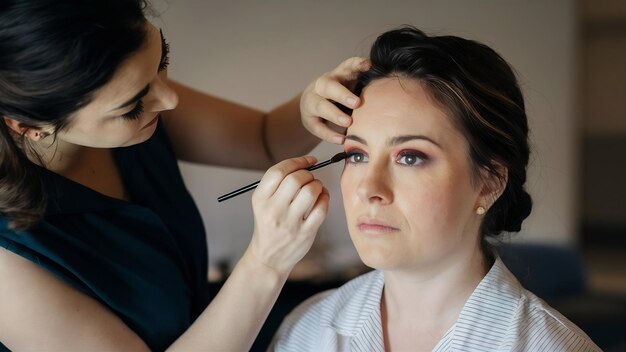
[121,100,144,120]
[159,37,170,72]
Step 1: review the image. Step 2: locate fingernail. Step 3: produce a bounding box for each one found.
[332,135,345,144]
[346,97,358,108]
[338,116,350,126]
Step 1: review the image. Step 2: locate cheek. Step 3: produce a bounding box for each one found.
[399,175,469,235]
[57,119,145,148]
[340,173,356,214]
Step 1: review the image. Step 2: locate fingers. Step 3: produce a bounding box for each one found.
[307,119,346,145]
[249,156,330,274]
[333,56,371,83]
[303,94,349,144]
[273,169,316,206]
[253,156,317,199]
[287,178,323,219]
[302,187,330,230]
[301,57,371,145]
[311,92,352,127]
[315,57,371,109]
[314,74,360,110]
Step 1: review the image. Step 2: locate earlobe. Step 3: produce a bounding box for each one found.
[3,116,50,141]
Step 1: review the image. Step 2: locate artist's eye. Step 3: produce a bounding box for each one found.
[396,151,428,166]
[121,101,144,120]
[346,151,368,164]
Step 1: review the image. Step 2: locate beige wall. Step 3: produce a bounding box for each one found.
[156,0,578,270]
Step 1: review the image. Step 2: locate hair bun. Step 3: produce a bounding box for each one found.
[502,188,532,232]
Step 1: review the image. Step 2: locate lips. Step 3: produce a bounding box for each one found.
[141,115,159,130]
[356,216,399,234]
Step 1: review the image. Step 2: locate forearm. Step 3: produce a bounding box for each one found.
[264,94,321,163]
[168,156,327,351]
[167,249,287,351]
[162,82,319,169]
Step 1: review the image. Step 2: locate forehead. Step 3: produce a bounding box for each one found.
[348,77,463,146]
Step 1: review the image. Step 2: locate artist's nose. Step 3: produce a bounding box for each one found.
[146,77,179,112]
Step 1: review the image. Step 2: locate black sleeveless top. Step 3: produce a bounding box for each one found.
[0,121,210,351]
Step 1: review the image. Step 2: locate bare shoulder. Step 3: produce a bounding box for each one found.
[0,247,149,351]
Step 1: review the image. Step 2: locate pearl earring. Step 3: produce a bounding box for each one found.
[476,206,486,215]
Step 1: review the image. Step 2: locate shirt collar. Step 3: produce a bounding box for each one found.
[330,258,522,350]
[330,270,386,350]
[449,257,523,349]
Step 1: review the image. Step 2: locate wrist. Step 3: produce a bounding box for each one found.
[238,247,291,286]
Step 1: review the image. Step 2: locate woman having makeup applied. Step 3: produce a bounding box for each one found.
[270,27,600,352]
[0,1,367,351]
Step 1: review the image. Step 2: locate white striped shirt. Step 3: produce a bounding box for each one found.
[270,258,601,352]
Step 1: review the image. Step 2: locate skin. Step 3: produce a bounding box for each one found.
[341,77,503,351]
[0,20,367,350]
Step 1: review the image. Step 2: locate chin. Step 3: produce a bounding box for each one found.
[122,127,157,147]
[353,242,402,270]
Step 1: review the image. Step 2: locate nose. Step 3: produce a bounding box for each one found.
[146,76,179,112]
[356,161,393,205]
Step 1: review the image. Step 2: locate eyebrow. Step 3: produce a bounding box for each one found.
[345,134,442,149]
[112,29,168,111]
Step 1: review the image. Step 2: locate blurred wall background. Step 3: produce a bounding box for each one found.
[156,0,578,274]
[579,0,626,297]
[580,0,626,243]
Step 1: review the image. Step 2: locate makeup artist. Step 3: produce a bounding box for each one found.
[0,1,365,351]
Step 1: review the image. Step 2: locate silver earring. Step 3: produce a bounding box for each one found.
[476,206,486,215]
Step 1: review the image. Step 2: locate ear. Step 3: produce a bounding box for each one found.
[3,116,52,141]
[477,162,508,211]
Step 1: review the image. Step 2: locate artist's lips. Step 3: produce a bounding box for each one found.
[357,216,399,234]
[141,115,159,130]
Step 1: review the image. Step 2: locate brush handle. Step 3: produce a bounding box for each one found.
[305,159,332,171]
[217,152,346,202]
[217,180,260,202]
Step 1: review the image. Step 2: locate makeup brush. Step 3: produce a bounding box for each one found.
[217,152,347,202]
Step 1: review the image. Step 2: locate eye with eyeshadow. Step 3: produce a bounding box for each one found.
[396,150,429,166]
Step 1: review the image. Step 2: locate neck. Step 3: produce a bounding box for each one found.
[29,137,129,201]
[30,137,93,175]
[381,245,489,345]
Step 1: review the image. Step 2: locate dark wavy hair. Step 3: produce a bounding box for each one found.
[0,0,149,229]
[355,26,532,240]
